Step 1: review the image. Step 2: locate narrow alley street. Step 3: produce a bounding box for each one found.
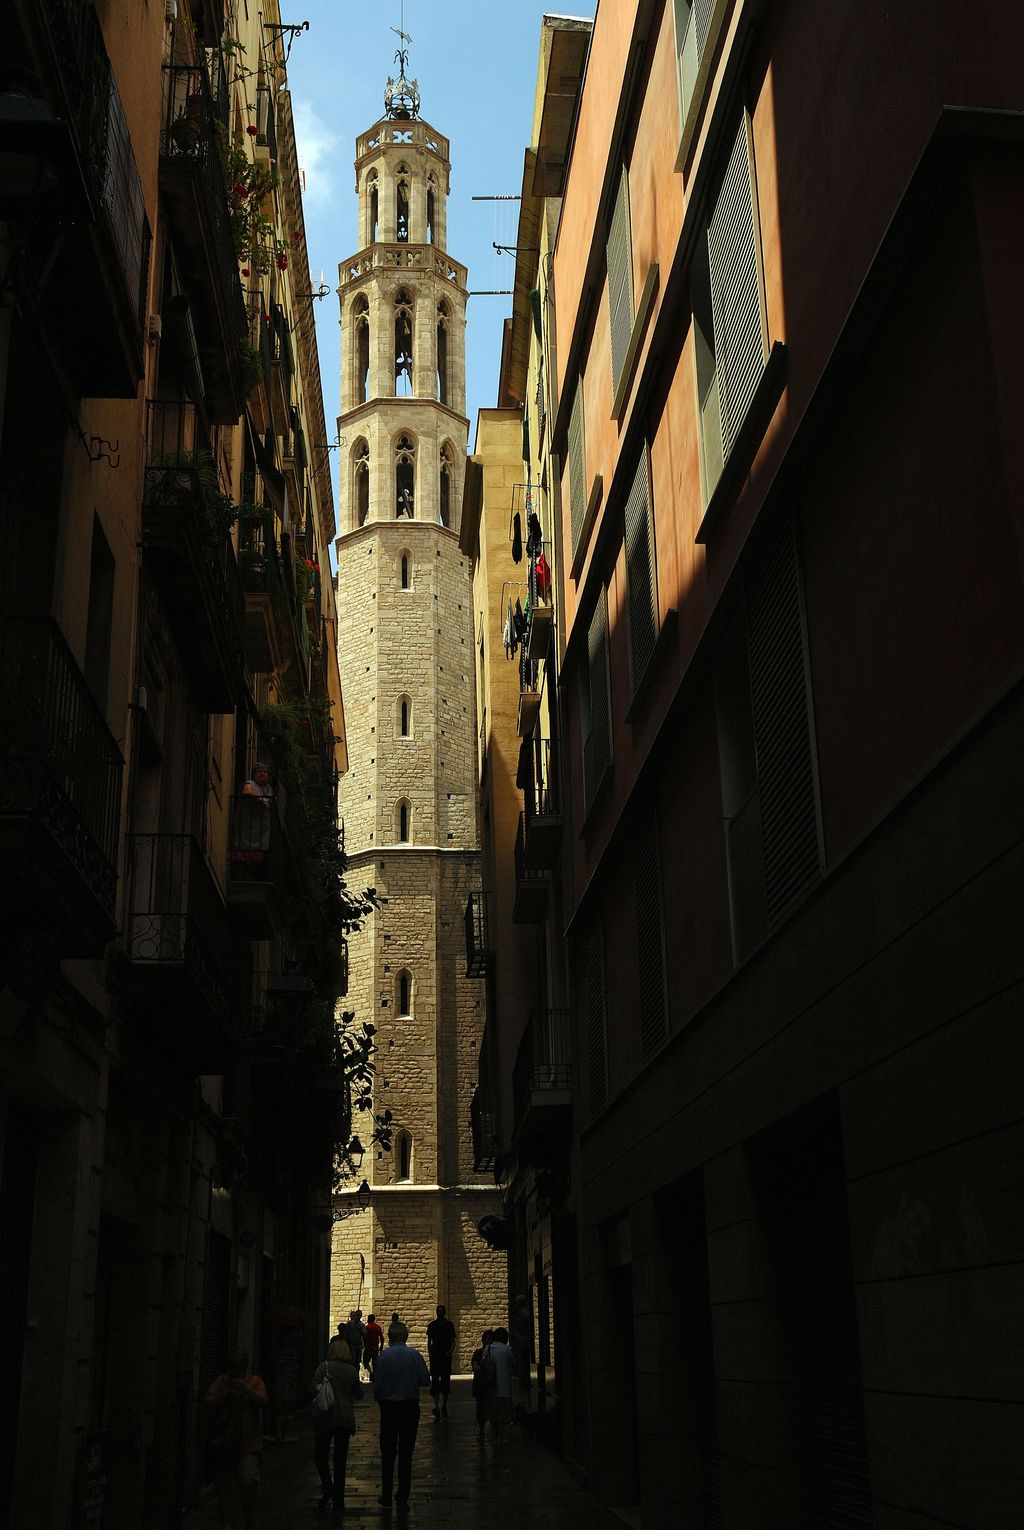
[186,1380,627,1530]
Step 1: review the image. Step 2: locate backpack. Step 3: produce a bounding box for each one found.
[309,1370,335,1422]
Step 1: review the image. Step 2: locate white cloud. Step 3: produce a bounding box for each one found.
[292,97,339,209]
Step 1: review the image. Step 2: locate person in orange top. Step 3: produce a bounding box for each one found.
[205,1349,268,1529]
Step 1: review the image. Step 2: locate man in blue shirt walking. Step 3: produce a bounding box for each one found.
[372,1321,430,1510]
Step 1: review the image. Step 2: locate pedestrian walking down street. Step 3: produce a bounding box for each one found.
[363,1313,385,1379]
[373,1320,430,1510]
[346,1309,366,1371]
[310,1335,363,1518]
[204,1349,267,1530]
[470,1329,494,1443]
[387,1310,404,1343]
[426,1303,456,1420]
[484,1328,516,1447]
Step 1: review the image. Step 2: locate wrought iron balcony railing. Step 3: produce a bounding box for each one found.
[512,1009,572,1147]
[513,813,550,923]
[0,618,123,944]
[464,891,494,978]
[471,1087,498,1173]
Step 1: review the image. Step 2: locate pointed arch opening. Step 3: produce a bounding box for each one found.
[396,164,410,243]
[400,550,412,590]
[353,294,370,405]
[367,168,379,243]
[397,693,412,738]
[426,175,436,244]
[394,288,414,397]
[396,1130,412,1182]
[351,437,370,527]
[395,433,416,519]
[396,798,412,842]
[439,441,454,529]
[396,968,412,1016]
[436,300,450,405]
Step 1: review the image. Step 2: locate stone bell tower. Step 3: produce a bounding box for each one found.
[330,46,503,1365]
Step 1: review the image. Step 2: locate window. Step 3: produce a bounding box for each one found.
[634,797,668,1059]
[623,444,658,688]
[674,0,717,122]
[584,921,608,1115]
[396,165,410,242]
[397,799,412,842]
[396,968,412,1015]
[353,294,370,404]
[436,301,450,405]
[606,165,634,395]
[693,113,767,501]
[395,434,416,518]
[580,587,612,810]
[396,1131,412,1181]
[352,437,370,527]
[394,289,413,397]
[439,441,453,528]
[426,176,436,243]
[567,375,587,557]
[714,517,822,963]
[367,169,379,243]
[400,551,412,589]
[398,694,412,737]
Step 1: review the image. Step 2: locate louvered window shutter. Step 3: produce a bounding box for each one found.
[584,589,612,805]
[585,923,608,1114]
[693,0,715,54]
[607,166,634,393]
[624,445,658,687]
[568,377,586,555]
[707,115,765,460]
[746,517,822,926]
[634,799,668,1060]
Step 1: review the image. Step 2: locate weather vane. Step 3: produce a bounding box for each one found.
[385,1,420,119]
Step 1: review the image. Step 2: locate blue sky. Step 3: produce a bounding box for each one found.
[284,1,595,463]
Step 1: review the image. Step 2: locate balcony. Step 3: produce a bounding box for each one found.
[226,789,287,939]
[282,405,307,507]
[470,1087,498,1174]
[517,737,562,871]
[115,833,251,1071]
[142,400,246,711]
[518,648,541,736]
[245,305,274,434]
[526,540,554,662]
[159,59,247,420]
[238,511,287,674]
[0,619,123,954]
[4,0,149,396]
[511,1009,572,1161]
[269,303,294,433]
[513,813,550,924]
[464,891,494,978]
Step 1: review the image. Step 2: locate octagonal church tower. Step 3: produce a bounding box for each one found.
[331,52,503,1366]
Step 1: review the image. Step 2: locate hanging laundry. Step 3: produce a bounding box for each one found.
[513,598,527,643]
[526,513,543,558]
[511,512,523,564]
[535,552,551,598]
[503,600,515,659]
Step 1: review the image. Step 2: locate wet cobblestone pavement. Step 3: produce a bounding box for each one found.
[186,1379,627,1530]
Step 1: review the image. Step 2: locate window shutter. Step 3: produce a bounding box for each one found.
[693,0,716,54]
[567,377,586,554]
[606,166,634,392]
[746,517,822,927]
[634,799,668,1060]
[624,445,658,687]
[584,589,611,804]
[585,923,608,1114]
[707,115,764,459]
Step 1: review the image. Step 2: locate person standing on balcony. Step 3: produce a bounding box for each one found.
[233,762,273,868]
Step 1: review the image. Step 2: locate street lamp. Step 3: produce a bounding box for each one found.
[332,1178,372,1222]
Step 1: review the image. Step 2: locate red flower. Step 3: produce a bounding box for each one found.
[276,254,288,271]
[291,231,303,245]
[246,124,258,136]
[241,267,251,277]
[233,182,248,200]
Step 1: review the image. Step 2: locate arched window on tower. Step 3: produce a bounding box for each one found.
[396,165,410,243]
[436,300,450,405]
[397,694,412,737]
[367,169,379,243]
[426,175,436,244]
[439,442,453,529]
[396,1130,412,1182]
[400,551,412,589]
[396,968,412,1015]
[394,288,413,397]
[353,294,370,404]
[396,798,412,842]
[395,434,415,519]
[352,437,370,526]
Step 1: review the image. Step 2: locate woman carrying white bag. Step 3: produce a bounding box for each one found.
[309,1334,363,1517]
